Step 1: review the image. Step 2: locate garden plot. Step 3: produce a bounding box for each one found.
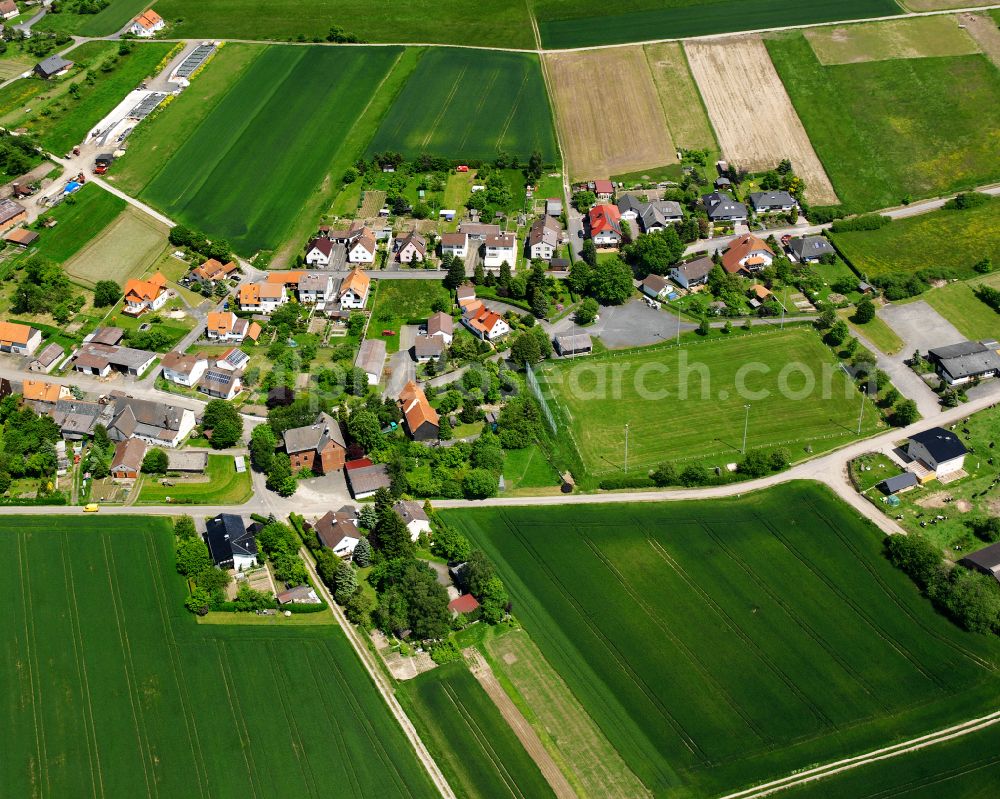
[685,36,838,205]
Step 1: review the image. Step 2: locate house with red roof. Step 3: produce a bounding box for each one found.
[130,8,164,36]
[593,180,615,200]
[721,234,774,276]
[462,302,510,342]
[588,204,623,248]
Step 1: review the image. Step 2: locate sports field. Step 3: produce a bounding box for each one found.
[65,206,168,287]
[442,483,1000,798]
[141,45,402,255]
[155,0,536,48]
[0,515,437,797]
[767,34,1000,211]
[367,49,557,163]
[534,0,901,49]
[829,197,1000,281]
[535,327,881,475]
[399,661,556,799]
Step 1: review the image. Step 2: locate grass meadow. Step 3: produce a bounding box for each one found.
[155,0,536,48]
[535,327,881,476]
[398,661,556,799]
[37,184,127,263]
[367,48,558,163]
[830,198,1000,281]
[368,279,451,354]
[136,454,253,504]
[920,272,1000,341]
[442,483,1000,799]
[0,515,437,798]
[535,0,900,49]
[36,0,153,36]
[141,45,402,255]
[767,34,1000,212]
[64,206,168,287]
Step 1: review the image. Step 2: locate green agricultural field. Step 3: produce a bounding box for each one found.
[368,279,451,354]
[442,483,1000,799]
[535,327,881,476]
[36,183,127,263]
[398,661,556,799]
[0,515,438,797]
[921,273,1000,341]
[35,0,153,36]
[535,0,900,49]
[767,34,1000,212]
[0,41,172,155]
[155,0,536,48]
[779,719,1000,798]
[141,45,402,255]
[367,48,558,163]
[830,198,1000,281]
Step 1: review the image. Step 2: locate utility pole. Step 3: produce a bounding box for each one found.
[624,423,630,472]
[742,404,751,453]
[857,386,866,435]
[781,285,788,329]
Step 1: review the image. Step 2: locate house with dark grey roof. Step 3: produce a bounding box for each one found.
[29,342,64,373]
[670,256,714,290]
[283,412,346,475]
[394,500,431,541]
[702,191,747,222]
[345,461,391,499]
[927,340,1000,386]
[907,427,968,478]
[959,542,1000,585]
[35,56,73,79]
[204,514,258,570]
[749,191,797,214]
[106,392,196,448]
[617,194,683,234]
[413,335,444,363]
[787,236,834,263]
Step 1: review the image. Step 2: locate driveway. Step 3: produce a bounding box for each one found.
[384,324,417,397]
[878,301,965,356]
[585,299,695,349]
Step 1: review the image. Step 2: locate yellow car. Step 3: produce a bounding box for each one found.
[83,503,100,513]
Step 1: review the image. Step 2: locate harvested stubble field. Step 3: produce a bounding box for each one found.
[643,42,718,153]
[685,36,838,205]
[535,0,901,49]
[398,661,556,799]
[0,515,437,797]
[767,34,1000,212]
[963,11,1000,69]
[442,483,1000,799]
[141,45,402,255]
[367,48,557,163]
[64,206,168,287]
[803,16,981,65]
[545,47,674,180]
[829,197,1000,281]
[535,327,879,476]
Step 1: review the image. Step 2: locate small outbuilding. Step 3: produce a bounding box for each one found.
[959,542,1000,585]
[880,472,918,496]
[555,333,593,357]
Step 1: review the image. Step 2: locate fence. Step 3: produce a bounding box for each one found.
[525,361,557,434]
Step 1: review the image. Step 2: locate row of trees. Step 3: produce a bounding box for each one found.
[174,516,235,615]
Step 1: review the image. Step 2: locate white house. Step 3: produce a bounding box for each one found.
[483,233,516,269]
[394,500,431,542]
[305,237,334,267]
[160,351,208,387]
[440,232,468,259]
[130,9,165,37]
[215,347,250,373]
[907,427,968,478]
[0,321,42,355]
[749,191,798,214]
[297,272,334,304]
[462,302,511,342]
[426,311,454,345]
[123,272,169,315]
[206,311,260,343]
[721,234,774,276]
[347,228,377,264]
[670,256,714,290]
[238,281,287,314]
[527,215,560,261]
[0,1,20,21]
[339,268,370,309]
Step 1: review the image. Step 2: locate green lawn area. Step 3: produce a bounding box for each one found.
[368,279,450,354]
[154,0,535,48]
[0,41,172,155]
[921,272,1000,341]
[34,183,127,262]
[366,48,558,163]
[397,661,556,799]
[136,454,252,504]
[442,483,1000,799]
[0,515,438,797]
[502,444,560,491]
[535,327,882,476]
[839,308,904,355]
[779,717,1000,798]
[35,0,153,36]
[767,35,1000,212]
[535,0,899,48]
[140,45,405,257]
[830,198,1000,281]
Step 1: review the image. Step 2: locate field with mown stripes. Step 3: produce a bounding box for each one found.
[0,516,436,798]
[442,483,1000,798]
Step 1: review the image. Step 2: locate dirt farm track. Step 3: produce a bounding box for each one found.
[686,36,839,206]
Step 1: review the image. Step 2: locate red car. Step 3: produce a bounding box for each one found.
[382,329,396,336]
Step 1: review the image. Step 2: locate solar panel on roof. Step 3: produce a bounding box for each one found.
[203,371,230,384]
[225,350,247,366]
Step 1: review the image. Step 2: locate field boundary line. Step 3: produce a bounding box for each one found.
[101,536,158,799]
[422,64,468,150]
[717,709,1000,799]
[61,539,103,799]
[496,67,531,149]
[265,641,320,799]
[140,532,210,799]
[457,65,499,153]
[214,643,262,799]
[16,532,48,797]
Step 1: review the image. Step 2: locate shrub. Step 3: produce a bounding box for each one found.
[830,214,890,233]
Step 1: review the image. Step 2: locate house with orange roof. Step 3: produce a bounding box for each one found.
[721,235,774,276]
[206,311,261,343]
[266,271,304,287]
[192,258,238,283]
[398,381,439,441]
[238,281,287,313]
[462,304,510,342]
[339,268,370,309]
[130,8,165,37]
[21,379,66,405]
[123,272,169,315]
[0,321,42,355]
